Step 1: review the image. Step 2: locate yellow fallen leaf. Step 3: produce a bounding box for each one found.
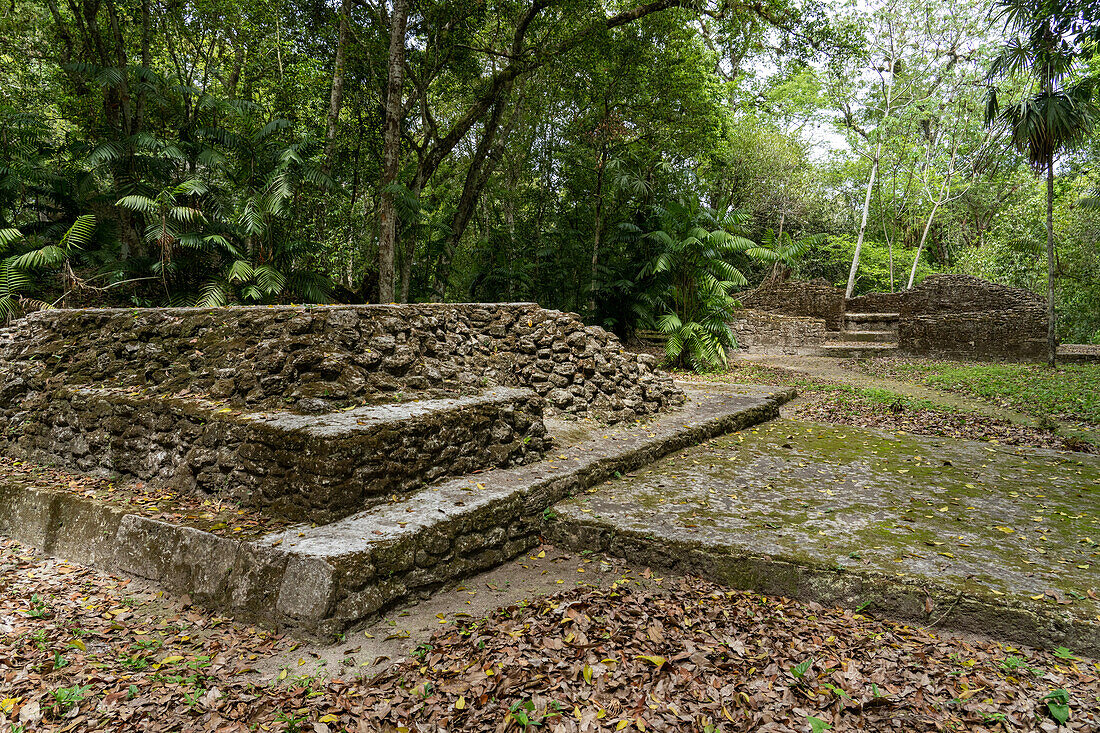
[319,714,339,723]
[637,655,666,668]
[455,696,466,710]
[161,655,184,665]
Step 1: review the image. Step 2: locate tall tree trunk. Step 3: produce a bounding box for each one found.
[1046,158,1056,367]
[377,0,409,303]
[589,144,608,318]
[431,89,514,302]
[322,0,351,176]
[845,142,881,299]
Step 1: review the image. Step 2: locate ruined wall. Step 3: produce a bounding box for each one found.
[898,275,1046,359]
[845,291,902,314]
[739,280,845,330]
[11,386,547,524]
[0,303,681,421]
[730,310,826,354]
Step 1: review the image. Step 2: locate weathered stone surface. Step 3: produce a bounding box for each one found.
[845,291,903,313]
[898,274,1046,359]
[740,279,846,330]
[275,557,337,621]
[5,386,548,524]
[548,417,1100,656]
[730,310,826,353]
[0,303,681,420]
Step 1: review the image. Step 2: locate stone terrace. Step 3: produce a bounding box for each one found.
[0,304,683,522]
[0,383,794,634]
[0,304,809,634]
[550,418,1100,656]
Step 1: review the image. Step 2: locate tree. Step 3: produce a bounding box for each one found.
[635,199,793,371]
[986,0,1098,365]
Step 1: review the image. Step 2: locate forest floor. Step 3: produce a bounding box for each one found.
[4,356,1100,732]
[2,536,1098,733]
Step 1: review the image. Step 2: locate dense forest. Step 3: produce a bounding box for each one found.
[0,0,1098,363]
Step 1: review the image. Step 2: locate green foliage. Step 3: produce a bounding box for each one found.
[635,199,757,371]
[858,359,1100,424]
[1043,688,1071,724]
[795,235,934,294]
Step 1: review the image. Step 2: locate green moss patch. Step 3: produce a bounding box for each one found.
[849,358,1100,425]
[558,419,1100,627]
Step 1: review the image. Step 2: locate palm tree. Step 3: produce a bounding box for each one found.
[636,199,771,372]
[986,0,1098,366]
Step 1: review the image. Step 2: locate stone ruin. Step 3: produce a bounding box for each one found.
[0,303,682,524]
[1,303,794,635]
[732,274,1048,359]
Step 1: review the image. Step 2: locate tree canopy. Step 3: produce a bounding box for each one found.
[1,0,1099,351]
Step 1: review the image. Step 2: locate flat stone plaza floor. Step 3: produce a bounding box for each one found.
[554,418,1100,654]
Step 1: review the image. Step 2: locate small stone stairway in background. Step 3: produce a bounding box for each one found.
[817,307,900,358]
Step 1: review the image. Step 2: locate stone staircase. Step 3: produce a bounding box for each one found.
[817,310,900,358]
[0,383,796,635]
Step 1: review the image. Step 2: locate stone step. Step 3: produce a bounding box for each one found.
[0,383,797,635]
[815,342,899,359]
[253,383,795,633]
[844,311,899,326]
[15,386,550,524]
[837,330,897,343]
[844,311,900,321]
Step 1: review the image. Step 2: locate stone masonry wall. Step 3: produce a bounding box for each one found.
[740,280,845,330]
[9,386,547,524]
[845,291,902,314]
[0,303,682,422]
[898,275,1046,359]
[730,310,826,353]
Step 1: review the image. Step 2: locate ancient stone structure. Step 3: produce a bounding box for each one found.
[19,386,545,523]
[0,304,682,523]
[897,275,1046,359]
[734,274,1047,360]
[739,279,845,330]
[845,291,902,314]
[2,304,678,418]
[0,383,794,634]
[729,310,826,354]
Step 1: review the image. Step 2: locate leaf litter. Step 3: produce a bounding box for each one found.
[1,539,1098,732]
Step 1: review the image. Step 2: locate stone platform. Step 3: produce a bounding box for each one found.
[549,418,1100,656]
[0,383,794,635]
[17,385,548,523]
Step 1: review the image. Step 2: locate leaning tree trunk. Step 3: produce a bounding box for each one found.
[1046,157,1057,367]
[377,0,409,303]
[846,141,881,299]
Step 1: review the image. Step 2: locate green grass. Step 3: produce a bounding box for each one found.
[687,364,963,414]
[857,360,1100,425]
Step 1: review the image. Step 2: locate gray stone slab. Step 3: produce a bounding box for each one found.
[549,418,1100,656]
